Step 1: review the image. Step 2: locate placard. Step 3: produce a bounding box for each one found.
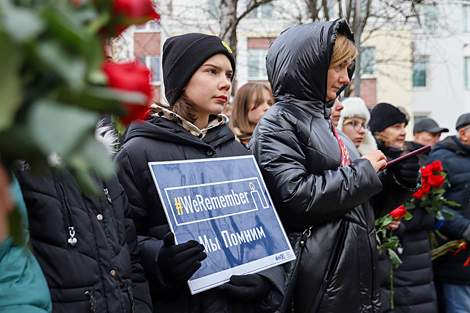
[148,155,295,295]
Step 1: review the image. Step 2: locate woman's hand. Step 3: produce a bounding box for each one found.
[361,150,387,172]
[386,220,400,231]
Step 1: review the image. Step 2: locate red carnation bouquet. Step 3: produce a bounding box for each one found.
[404,161,458,219]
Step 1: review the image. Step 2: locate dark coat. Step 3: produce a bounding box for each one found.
[377,141,437,313]
[15,168,152,313]
[250,19,417,313]
[426,136,470,285]
[115,115,284,313]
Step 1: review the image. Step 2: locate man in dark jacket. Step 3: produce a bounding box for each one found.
[426,113,470,313]
[250,19,421,313]
[405,117,448,166]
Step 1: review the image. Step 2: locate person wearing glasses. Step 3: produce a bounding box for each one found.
[337,97,377,155]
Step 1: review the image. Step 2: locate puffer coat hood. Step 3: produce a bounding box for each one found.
[267,19,354,107]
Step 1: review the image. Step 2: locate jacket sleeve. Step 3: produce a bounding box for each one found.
[251,128,383,231]
[115,148,176,291]
[371,169,419,219]
[254,266,284,313]
[121,185,153,313]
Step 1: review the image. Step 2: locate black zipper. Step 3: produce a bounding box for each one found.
[57,182,78,246]
[85,290,97,313]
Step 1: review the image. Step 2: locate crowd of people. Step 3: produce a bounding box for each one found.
[1,18,470,313]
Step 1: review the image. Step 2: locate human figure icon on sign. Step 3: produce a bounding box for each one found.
[249,182,269,209]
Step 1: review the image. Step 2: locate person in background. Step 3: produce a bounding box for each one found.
[229,83,274,148]
[330,97,344,127]
[14,123,153,313]
[337,97,377,155]
[222,95,234,117]
[426,113,470,313]
[405,118,449,166]
[370,103,436,313]
[115,33,284,313]
[0,161,52,313]
[250,19,421,313]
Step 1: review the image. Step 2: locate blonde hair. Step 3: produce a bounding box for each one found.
[330,34,358,69]
[229,83,274,134]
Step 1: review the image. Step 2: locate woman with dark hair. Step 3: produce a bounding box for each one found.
[250,19,421,313]
[115,33,283,313]
[370,103,436,313]
[229,83,274,147]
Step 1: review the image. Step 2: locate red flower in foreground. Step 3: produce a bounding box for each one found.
[421,183,431,195]
[390,205,408,220]
[430,161,444,173]
[428,174,445,188]
[113,0,160,35]
[103,61,152,125]
[421,166,433,177]
[413,189,424,200]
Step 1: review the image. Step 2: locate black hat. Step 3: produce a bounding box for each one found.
[162,33,236,105]
[413,118,449,134]
[456,113,470,130]
[369,102,409,133]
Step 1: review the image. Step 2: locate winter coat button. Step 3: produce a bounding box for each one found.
[206,150,214,156]
[110,270,116,276]
[97,214,103,221]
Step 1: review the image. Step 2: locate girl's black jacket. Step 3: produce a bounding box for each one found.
[114,115,284,313]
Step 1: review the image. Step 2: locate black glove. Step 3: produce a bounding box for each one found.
[390,155,421,187]
[157,232,207,285]
[219,274,271,303]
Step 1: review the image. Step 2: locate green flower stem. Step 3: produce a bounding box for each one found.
[390,230,394,310]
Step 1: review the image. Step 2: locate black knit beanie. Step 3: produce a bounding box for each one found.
[369,102,409,133]
[162,33,236,105]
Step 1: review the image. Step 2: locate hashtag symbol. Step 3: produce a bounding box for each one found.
[174,197,183,215]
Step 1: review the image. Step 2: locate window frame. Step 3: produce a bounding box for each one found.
[137,55,161,86]
[247,48,269,80]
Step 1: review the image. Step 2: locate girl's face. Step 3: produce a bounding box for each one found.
[326,61,351,102]
[247,88,273,130]
[184,54,233,128]
[381,122,407,149]
[342,117,367,148]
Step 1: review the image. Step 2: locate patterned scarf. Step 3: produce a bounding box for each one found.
[331,122,351,166]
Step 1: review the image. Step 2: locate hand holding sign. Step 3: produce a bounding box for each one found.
[219,274,270,302]
[158,232,207,285]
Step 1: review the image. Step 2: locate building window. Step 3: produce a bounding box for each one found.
[208,0,220,19]
[248,49,268,80]
[412,57,427,88]
[360,47,376,77]
[414,114,429,124]
[464,4,470,32]
[246,1,273,19]
[465,57,470,88]
[423,5,436,32]
[137,56,161,85]
[135,20,160,32]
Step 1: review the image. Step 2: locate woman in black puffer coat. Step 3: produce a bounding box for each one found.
[249,19,421,313]
[115,33,284,313]
[370,103,436,313]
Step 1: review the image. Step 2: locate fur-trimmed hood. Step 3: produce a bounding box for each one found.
[337,97,377,155]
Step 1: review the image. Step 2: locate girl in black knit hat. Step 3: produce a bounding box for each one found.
[115,33,283,313]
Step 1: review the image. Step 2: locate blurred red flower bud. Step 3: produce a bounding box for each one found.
[103,61,152,125]
[413,189,424,200]
[390,205,407,220]
[430,161,444,173]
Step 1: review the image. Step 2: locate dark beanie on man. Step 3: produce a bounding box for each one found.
[369,102,409,133]
[162,33,236,105]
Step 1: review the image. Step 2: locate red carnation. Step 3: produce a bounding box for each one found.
[421,183,431,194]
[390,205,408,220]
[431,161,444,173]
[428,175,445,188]
[113,0,160,35]
[103,61,152,125]
[413,189,424,200]
[421,166,433,177]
